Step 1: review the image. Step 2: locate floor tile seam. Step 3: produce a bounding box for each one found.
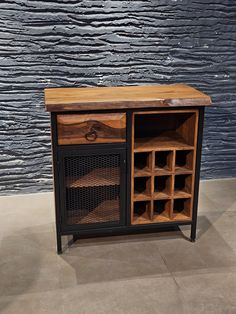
[154,245,183,290]
[171,265,236,279]
[0,273,174,299]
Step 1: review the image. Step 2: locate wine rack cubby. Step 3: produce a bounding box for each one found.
[131,110,198,225]
[154,175,172,199]
[155,151,173,173]
[133,201,152,223]
[134,176,151,200]
[175,150,193,173]
[173,198,191,221]
[134,152,152,177]
[174,174,192,198]
[153,200,171,222]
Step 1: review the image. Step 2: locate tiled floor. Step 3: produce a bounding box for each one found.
[0,178,236,314]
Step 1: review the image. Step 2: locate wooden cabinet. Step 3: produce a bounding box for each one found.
[45,84,211,253]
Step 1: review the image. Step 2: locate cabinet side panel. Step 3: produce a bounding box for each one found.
[50,113,62,253]
[126,111,133,225]
[191,107,205,240]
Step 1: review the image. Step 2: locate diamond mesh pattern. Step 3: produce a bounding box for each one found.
[65,154,121,225]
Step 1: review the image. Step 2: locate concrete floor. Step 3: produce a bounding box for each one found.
[0,178,236,314]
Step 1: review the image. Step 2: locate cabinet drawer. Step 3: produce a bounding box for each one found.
[57,113,126,145]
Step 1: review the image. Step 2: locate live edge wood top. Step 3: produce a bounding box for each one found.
[44,84,211,112]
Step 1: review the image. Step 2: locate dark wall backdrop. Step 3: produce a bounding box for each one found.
[0,0,236,195]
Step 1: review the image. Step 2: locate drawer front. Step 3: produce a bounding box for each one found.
[57,113,126,145]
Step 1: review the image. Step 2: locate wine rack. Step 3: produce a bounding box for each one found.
[131,110,198,225]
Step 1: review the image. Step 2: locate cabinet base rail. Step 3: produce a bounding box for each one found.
[56,221,196,254]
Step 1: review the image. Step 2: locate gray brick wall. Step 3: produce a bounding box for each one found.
[0,0,236,195]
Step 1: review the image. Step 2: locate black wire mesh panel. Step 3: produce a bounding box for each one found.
[64,154,121,226]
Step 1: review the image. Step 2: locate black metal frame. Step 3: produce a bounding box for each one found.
[51,113,63,253]
[50,107,205,254]
[190,107,205,242]
[58,144,127,232]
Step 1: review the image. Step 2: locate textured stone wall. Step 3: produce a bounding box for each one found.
[0,0,236,195]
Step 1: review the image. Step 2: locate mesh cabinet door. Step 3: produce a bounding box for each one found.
[59,147,126,230]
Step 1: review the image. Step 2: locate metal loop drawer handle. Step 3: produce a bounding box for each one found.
[85,130,98,141]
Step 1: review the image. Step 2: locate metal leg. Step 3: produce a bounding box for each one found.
[190,222,196,242]
[57,233,62,254]
[190,107,205,244]
[73,234,77,242]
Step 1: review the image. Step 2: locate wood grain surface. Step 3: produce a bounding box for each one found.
[67,200,120,225]
[66,167,119,188]
[57,113,126,145]
[45,84,211,112]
